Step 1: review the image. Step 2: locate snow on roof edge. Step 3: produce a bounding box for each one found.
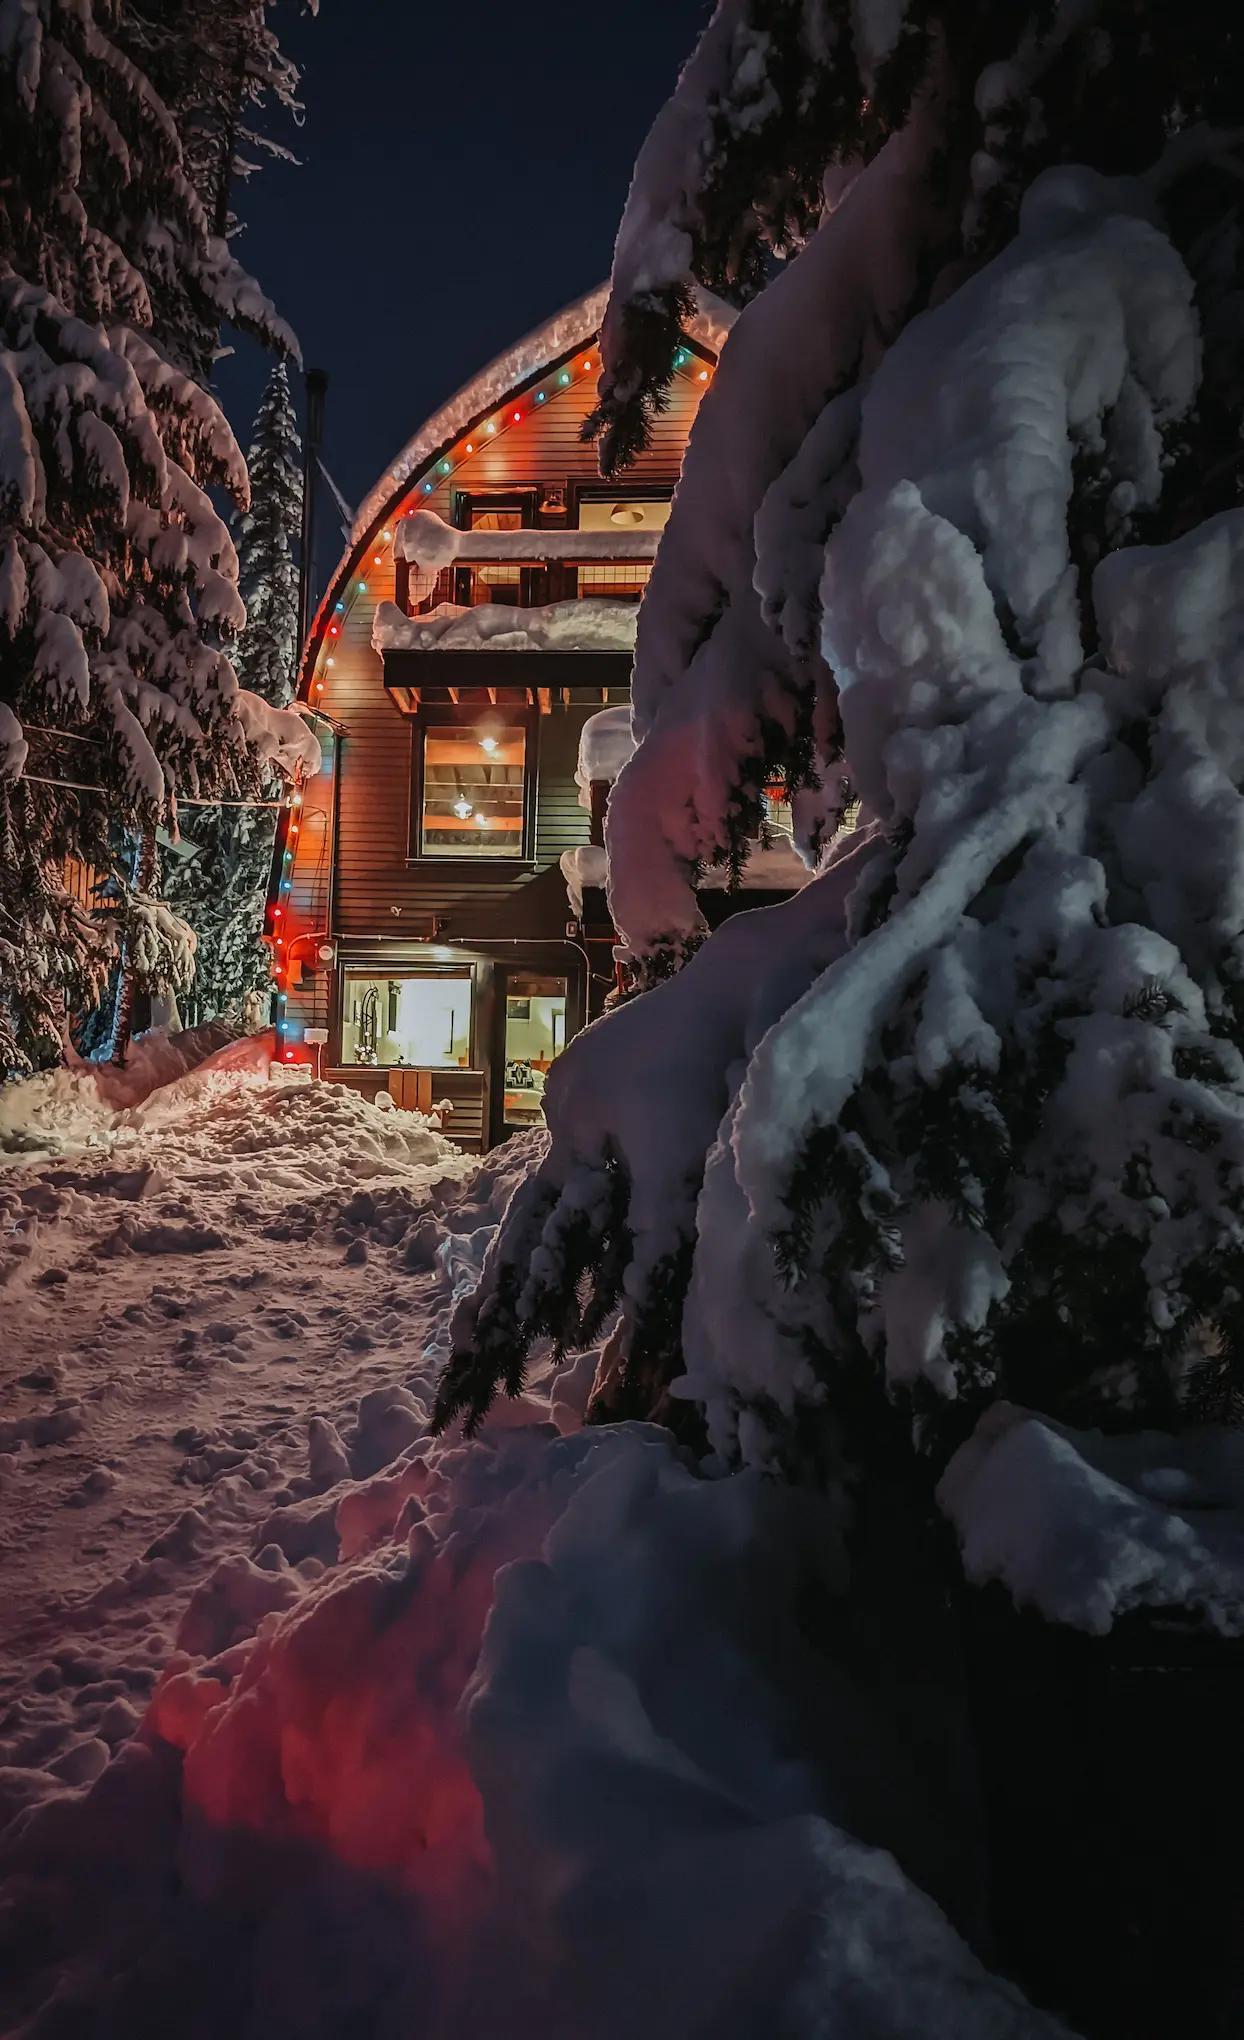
[352,282,735,544]
[301,284,735,695]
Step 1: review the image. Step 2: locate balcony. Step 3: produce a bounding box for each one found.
[375,510,651,710]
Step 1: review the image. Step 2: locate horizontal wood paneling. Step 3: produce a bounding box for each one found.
[279,334,713,1115]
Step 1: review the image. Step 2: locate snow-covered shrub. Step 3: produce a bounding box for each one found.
[439,3,1244,1472]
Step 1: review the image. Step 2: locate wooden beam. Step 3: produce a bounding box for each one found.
[448,686,460,704]
[487,687,497,705]
[537,687,552,715]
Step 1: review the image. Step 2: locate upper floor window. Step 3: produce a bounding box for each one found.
[576,497,672,535]
[417,711,531,859]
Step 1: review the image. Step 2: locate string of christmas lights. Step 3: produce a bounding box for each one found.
[271,339,713,1064]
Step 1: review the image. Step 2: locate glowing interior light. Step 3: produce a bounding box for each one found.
[486,421,497,434]
[281,880,290,891]
[357,581,368,593]
[474,813,488,827]
[559,371,571,385]
[315,682,323,692]
[285,1051,294,1061]
[479,734,498,753]
[465,442,473,453]
[453,797,471,819]
[329,625,339,636]
[373,554,382,565]
[698,370,709,381]
[273,906,283,918]
[382,529,391,540]
[424,481,434,492]
[440,459,451,473]
[335,601,345,613]
[512,409,521,421]
[326,657,335,667]
[582,359,592,370]
[536,391,546,402]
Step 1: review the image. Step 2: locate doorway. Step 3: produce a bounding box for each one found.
[501,972,568,1130]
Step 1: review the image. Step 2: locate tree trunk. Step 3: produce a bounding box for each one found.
[110,831,158,1067]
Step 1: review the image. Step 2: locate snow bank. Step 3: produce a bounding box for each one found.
[939,1404,1244,1637]
[0,1052,468,1194]
[1,1409,1069,2040]
[373,598,637,657]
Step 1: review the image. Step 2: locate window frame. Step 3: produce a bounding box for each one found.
[338,962,477,1071]
[408,699,538,865]
[566,480,677,530]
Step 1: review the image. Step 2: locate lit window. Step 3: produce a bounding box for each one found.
[577,498,672,534]
[503,975,568,1129]
[420,719,527,858]
[341,969,473,1068]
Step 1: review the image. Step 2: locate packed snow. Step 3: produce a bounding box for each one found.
[0,1054,1075,2039]
[395,508,662,568]
[373,597,638,657]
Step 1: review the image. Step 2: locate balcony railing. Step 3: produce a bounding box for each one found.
[393,510,660,616]
[397,558,651,615]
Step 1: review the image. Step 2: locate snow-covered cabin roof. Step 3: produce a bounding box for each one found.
[351,283,734,546]
[300,282,735,698]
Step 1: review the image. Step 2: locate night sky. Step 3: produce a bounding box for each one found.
[214,0,711,595]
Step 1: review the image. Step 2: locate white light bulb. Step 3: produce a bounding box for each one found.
[474,813,487,827]
[479,734,498,754]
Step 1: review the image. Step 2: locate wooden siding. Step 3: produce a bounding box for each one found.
[277,338,712,1072]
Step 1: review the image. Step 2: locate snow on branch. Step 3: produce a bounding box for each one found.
[231,691,322,782]
[604,80,948,977]
[586,0,929,474]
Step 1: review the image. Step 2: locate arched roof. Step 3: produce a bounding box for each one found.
[301,284,735,693]
[351,282,734,543]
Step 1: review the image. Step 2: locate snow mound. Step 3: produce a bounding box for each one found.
[0,1053,471,1198]
[1,1416,1070,2040]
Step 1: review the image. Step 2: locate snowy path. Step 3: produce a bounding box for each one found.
[0,1067,1071,2040]
[0,1072,481,1802]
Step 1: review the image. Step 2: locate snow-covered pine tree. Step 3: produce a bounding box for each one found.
[437,0,1244,1471]
[0,0,312,1076]
[167,359,303,1021]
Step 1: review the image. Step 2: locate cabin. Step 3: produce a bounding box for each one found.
[272,286,807,1150]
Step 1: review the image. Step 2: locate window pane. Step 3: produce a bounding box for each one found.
[578,499,671,533]
[341,970,472,1067]
[503,975,568,1128]
[470,508,523,530]
[421,720,526,858]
